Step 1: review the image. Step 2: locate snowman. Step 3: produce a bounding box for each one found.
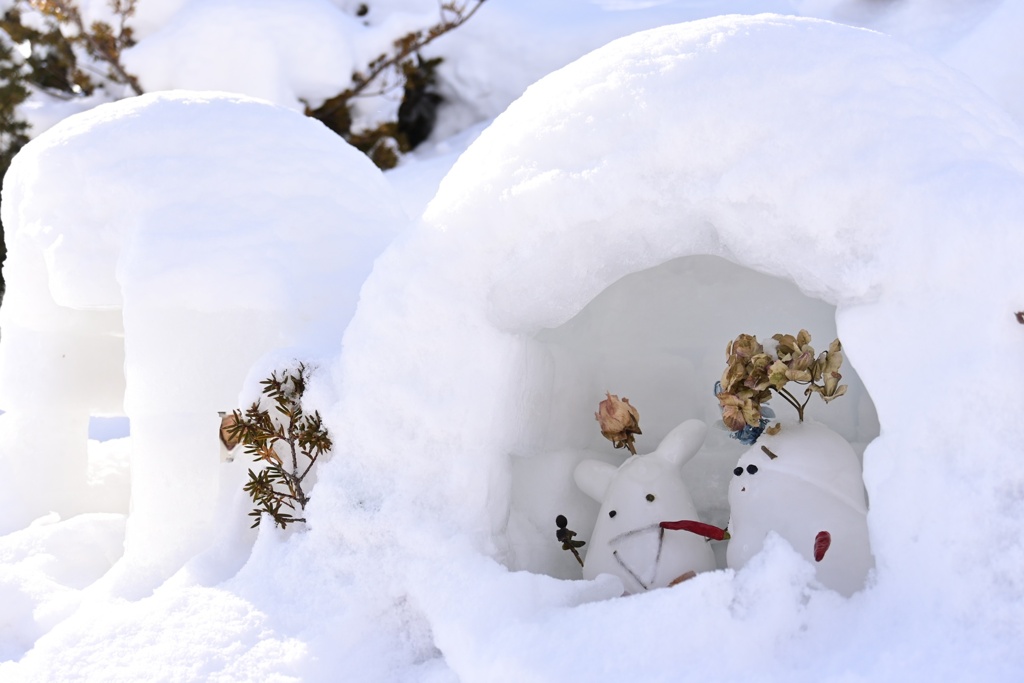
[727,420,873,596]
[574,419,719,593]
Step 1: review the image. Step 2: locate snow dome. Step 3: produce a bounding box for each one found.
[316,13,1024,680]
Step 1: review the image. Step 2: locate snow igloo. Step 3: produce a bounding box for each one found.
[317,14,1024,680]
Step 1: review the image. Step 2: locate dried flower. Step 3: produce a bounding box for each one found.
[718,330,847,437]
[595,392,642,455]
[807,338,848,403]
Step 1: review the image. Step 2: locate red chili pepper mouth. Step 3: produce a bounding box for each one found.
[660,520,730,541]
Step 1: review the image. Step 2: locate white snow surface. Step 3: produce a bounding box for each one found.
[0,90,405,587]
[0,3,1023,683]
[122,0,361,112]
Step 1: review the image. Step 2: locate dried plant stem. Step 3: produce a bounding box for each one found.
[316,0,485,119]
[230,364,332,528]
[773,385,811,422]
[286,426,312,508]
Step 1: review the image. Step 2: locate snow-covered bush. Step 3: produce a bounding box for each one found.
[305,0,487,168]
[0,0,140,164]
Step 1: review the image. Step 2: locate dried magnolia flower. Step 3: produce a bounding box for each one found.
[596,392,642,455]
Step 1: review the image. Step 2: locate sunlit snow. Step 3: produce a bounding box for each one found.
[1,2,1023,682]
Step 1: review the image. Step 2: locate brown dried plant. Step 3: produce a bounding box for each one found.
[595,392,642,455]
[20,0,142,95]
[307,0,486,168]
[225,363,332,528]
[717,329,847,431]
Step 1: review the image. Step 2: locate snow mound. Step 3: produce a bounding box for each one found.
[0,91,406,581]
[123,0,359,110]
[320,14,1024,680]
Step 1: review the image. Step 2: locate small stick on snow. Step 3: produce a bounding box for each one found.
[668,571,697,587]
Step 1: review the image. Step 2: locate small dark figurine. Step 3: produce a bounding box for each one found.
[555,514,585,567]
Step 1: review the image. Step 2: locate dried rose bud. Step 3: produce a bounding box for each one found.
[595,392,642,455]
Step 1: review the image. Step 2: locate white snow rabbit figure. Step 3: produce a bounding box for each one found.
[727,420,874,596]
[574,419,718,593]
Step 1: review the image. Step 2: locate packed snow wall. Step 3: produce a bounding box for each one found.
[318,14,1024,680]
[0,92,407,586]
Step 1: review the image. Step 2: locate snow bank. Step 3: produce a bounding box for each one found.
[0,91,406,583]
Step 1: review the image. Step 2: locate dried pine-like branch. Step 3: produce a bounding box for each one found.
[307,0,487,167]
[226,363,333,529]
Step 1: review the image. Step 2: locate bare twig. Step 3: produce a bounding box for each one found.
[316,0,485,119]
[30,0,143,95]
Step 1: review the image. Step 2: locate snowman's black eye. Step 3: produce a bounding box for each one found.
[646,493,655,502]
[746,464,758,475]
[609,510,617,518]
[733,467,743,476]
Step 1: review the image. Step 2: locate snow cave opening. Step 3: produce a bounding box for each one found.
[505,254,879,581]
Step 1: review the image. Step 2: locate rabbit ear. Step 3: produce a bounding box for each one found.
[653,420,707,468]
[574,459,618,502]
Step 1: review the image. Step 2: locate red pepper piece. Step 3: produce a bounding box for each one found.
[660,520,730,541]
[814,531,831,562]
